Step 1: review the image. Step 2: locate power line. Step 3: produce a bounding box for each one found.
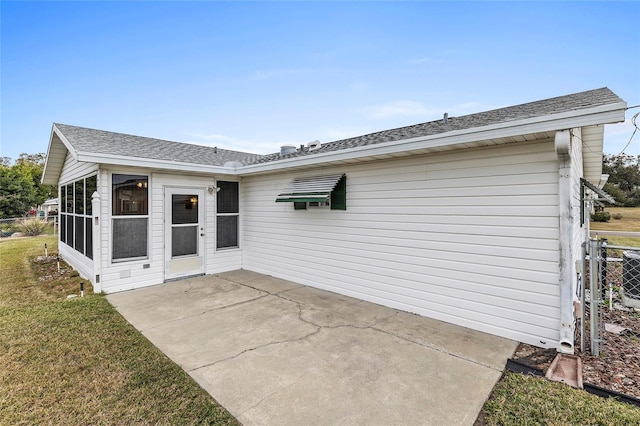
[617,111,639,155]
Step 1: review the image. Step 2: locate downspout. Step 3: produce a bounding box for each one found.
[555,130,574,353]
[91,191,102,293]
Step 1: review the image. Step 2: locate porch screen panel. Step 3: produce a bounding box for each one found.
[85,217,93,259]
[74,216,84,254]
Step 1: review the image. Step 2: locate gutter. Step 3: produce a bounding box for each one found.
[237,102,627,176]
[555,129,574,353]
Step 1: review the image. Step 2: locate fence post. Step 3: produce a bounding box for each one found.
[589,238,601,356]
[580,241,587,353]
[600,238,608,300]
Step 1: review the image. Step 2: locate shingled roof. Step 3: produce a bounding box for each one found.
[54,123,261,167]
[46,87,624,180]
[250,87,624,164]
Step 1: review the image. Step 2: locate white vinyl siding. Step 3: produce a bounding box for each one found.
[241,139,562,348]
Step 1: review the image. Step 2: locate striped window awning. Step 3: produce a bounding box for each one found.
[275,174,345,203]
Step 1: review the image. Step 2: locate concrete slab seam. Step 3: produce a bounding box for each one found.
[135,293,271,332]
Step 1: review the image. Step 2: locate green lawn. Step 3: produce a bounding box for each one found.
[3,236,639,425]
[0,235,238,425]
[480,206,640,424]
[481,372,640,425]
[591,207,640,232]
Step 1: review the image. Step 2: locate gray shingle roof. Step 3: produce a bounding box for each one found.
[54,123,261,166]
[54,87,623,169]
[250,87,624,164]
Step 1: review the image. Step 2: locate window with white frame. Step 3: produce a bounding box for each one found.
[112,174,148,261]
[216,181,239,249]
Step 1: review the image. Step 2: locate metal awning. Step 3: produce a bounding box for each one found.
[581,178,615,204]
[276,174,344,203]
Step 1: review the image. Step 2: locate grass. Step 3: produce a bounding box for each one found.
[590,207,640,247]
[4,236,639,425]
[480,372,640,425]
[0,235,238,425]
[480,206,640,424]
[591,207,640,232]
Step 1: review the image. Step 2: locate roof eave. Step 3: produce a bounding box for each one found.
[237,102,627,176]
[77,152,237,175]
[41,124,78,185]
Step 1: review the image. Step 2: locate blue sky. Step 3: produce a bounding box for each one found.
[2,1,639,162]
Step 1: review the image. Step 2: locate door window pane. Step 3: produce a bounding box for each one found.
[217,216,238,249]
[172,194,198,224]
[172,226,198,257]
[113,218,148,259]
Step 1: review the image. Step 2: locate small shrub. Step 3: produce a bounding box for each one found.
[591,212,611,222]
[612,213,623,220]
[18,218,48,236]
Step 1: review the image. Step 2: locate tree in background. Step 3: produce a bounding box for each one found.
[0,153,55,218]
[602,154,640,207]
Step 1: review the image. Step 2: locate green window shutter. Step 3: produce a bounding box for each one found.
[293,202,307,210]
[330,176,346,210]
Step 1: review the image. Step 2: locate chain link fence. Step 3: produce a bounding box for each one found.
[582,238,640,356]
[0,216,58,237]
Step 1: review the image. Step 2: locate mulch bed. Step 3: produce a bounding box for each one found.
[512,302,640,399]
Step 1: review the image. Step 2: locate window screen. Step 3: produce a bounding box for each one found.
[217,181,239,213]
[216,216,238,249]
[112,218,148,260]
[216,181,239,249]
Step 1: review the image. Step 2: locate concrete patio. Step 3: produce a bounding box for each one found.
[107,270,517,425]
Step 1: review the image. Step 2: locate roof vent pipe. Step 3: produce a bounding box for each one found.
[280,144,297,155]
[443,113,448,124]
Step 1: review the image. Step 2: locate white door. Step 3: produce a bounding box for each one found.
[164,187,205,280]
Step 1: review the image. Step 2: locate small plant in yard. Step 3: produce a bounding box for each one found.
[591,211,611,222]
[17,218,48,236]
[613,212,624,220]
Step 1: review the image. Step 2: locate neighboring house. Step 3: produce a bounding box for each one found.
[40,198,59,217]
[42,87,627,353]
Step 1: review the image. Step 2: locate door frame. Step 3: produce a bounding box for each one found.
[164,186,206,281]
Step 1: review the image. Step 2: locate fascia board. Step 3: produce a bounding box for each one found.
[238,104,627,176]
[41,125,78,184]
[76,152,236,175]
